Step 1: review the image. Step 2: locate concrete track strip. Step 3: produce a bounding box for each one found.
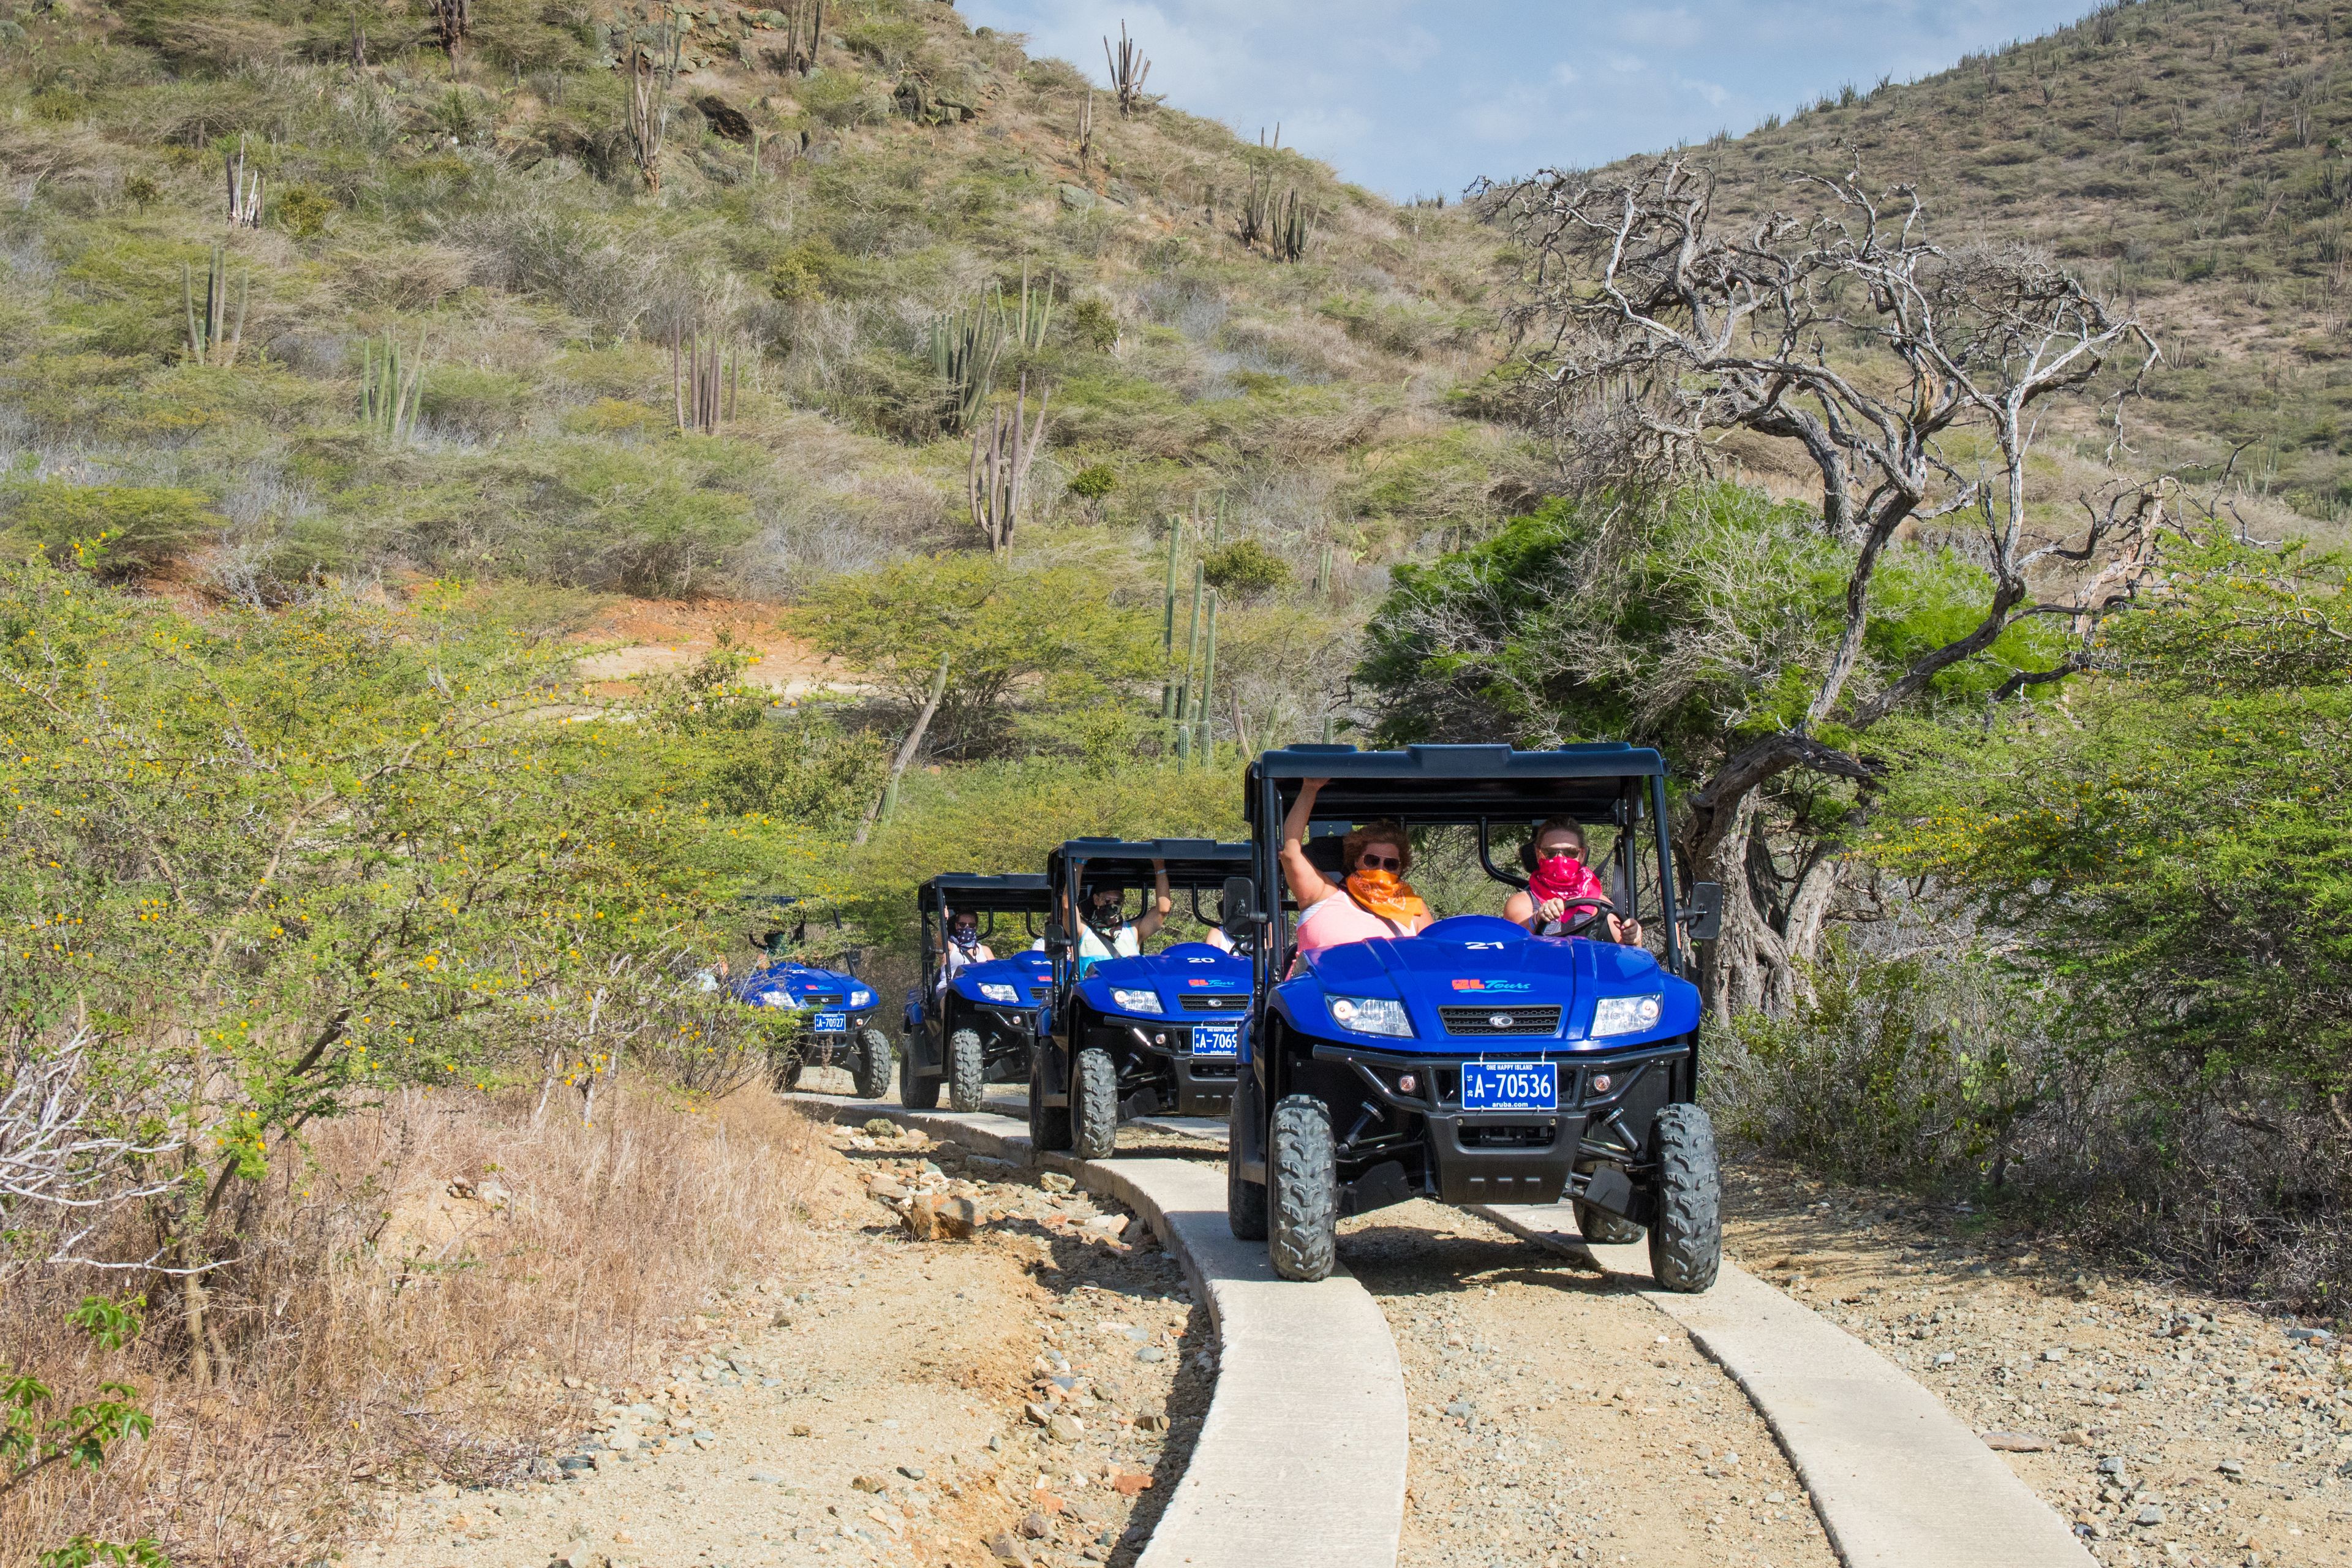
[1476,1202,2097,1568]
[793,1096,1410,1568]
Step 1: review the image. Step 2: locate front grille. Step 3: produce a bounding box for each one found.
[1438,1005,1562,1036]
[1026,989,1049,1005]
[803,993,846,1006]
[1178,995,1247,1012]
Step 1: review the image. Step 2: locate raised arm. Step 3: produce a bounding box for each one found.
[1278,778,1341,910]
[1133,860,1174,940]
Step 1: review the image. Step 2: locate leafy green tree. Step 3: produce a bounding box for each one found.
[1361,485,2063,1008]
[1200,539,1289,595]
[1879,531,2352,1104]
[0,554,779,1371]
[1,482,220,582]
[788,554,1160,762]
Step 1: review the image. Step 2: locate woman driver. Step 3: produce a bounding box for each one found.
[1504,817,1644,944]
[1279,777,1433,965]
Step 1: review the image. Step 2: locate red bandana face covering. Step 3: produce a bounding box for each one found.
[1528,853,1605,909]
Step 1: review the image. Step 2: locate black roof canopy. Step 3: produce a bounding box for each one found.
[1047,839,1253,890]
[917,873,1054,914]
[1246,743,1670,827]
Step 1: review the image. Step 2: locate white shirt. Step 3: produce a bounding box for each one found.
[1078,924,1140,967]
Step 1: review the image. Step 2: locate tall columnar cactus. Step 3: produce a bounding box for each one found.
[627,38,668,192]
[1316,543,1333,597]
[183,244,247,368]
[1008,265,1057,352]
[1104,22,1151,117]
[1160,519,1181,720]
[673,331,739,434]
[930,300,1006,434]
[968,374,1050,557]
[224,137,262,228]
[360,334,424,442]
[1174,560,1204,766]
[1196,591,1219,766]
[1274,189,1316,262]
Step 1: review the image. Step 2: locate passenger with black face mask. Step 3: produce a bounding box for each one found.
[937,909,994,997]
[1041,861,1172,974]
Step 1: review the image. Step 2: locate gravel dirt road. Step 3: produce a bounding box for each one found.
[1725,1161,2352,1568]
[1341,1200,1840,1568]
[350,1104,1209,1568]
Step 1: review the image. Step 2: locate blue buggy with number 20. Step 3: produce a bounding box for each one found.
[1218,744,1728,1291]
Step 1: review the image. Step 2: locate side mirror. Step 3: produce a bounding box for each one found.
[1679,881,1724,944]
[1221,876,1261,933]
[1042,922,1071,959]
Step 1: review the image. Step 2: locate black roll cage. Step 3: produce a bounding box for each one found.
[1237,743,1691,989]
[916,873,1052,992]
[1043,839,1254,1000]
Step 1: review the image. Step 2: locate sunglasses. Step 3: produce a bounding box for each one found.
[1356,853,1404,872]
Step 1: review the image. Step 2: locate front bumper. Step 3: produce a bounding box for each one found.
[1113,1021,1240,1117]
[1308,1038,1686,1207]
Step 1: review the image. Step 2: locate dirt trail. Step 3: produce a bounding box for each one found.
[565,599,868,698]
[1724,1162,2352,1568]
[349,1101,1210,1568]
[1334,1202,1839,1568]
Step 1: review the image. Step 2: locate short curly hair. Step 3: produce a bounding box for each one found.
[1342,819,1411,874]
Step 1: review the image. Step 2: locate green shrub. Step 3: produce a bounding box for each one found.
[273,183,336,239]
[1,481,220,579]
[1065,464,1117,502]
[1065,297,1119,350]
[1200,538,1289,594]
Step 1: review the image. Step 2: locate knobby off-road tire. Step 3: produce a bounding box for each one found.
[1647,1102,1722,1292]
[1226,1076,1268,1242]
[1071,1047,1120,1161]
[852,1028,894,1100]
[899,1036,942,1109]
[1575,1199,1645,1247]
[1029,1049,1072,1152]
[1269,1095,1338,1281]
[948,1028,987,1114]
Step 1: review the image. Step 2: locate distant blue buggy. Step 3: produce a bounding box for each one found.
[900,873,1055,1113]
[1220,745,1728,1289]
[734,897,891,1099]
[1031,839,1254,1159]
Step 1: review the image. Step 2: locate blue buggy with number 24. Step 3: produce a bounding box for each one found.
[1216,744,1728,1290]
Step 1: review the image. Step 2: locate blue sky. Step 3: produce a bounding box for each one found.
[956,0,2101,200]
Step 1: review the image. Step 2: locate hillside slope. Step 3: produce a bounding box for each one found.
[0,0,1522,620]
[1634,0,2352,521]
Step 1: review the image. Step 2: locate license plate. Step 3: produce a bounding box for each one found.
[1462,1060,1556,1112]
[811,1011,848,1033]
[1191,1023,1240,1060]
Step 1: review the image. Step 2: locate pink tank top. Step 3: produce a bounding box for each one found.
[1292,891,1422,973]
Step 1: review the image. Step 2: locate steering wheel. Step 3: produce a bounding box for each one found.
[1537,894,1615,938]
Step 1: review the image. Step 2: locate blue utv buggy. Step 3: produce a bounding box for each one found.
[1031,839,1255,1160]
[1219,744,1728,1289]
[734,897,892,1099]
[900,873,1055,1114]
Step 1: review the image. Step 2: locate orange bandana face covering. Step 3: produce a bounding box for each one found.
[1346,868,1430,927]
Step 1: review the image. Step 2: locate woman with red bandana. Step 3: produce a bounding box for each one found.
[1278,778,1433,967]
[1505,817,1644,944]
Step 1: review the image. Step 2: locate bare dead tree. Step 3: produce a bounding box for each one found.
[1481,155,2160,1013]
[1,1030,183,1279]
[1104,22,1151,117]
[969,373,1050,557]
[627,42,666,194]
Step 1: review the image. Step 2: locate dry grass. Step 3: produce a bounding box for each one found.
[0,1083,824,1568]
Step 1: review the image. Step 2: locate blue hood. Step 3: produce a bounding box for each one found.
[1077,941,1251,1022]
[733,961,876,1014]
[1277,914,1698,1051]
[950,951,1054,1010]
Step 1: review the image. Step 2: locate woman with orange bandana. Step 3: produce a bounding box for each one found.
[1278,777,1433,968]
